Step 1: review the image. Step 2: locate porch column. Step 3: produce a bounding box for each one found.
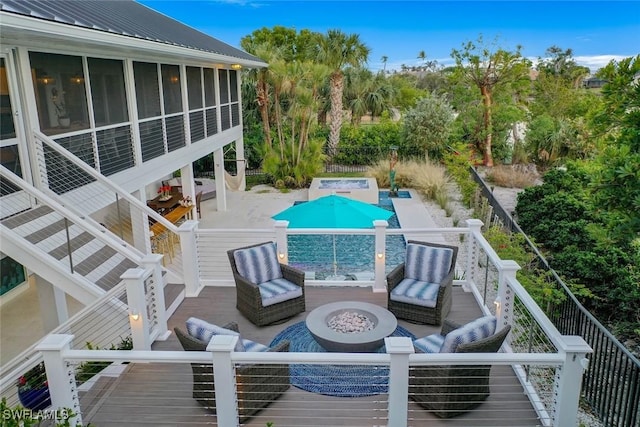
[373,219,388,292]
[180,163,196,219]
[35,275,69,331]
[208,335,240,426]
[122,268,151,351]
[36,334,82,425]
[553,336,592,427]
[385,336,414,427]
[213,147,227,211]
[234,137,247,191]
[178,220,201,297]
[130,188,151,253]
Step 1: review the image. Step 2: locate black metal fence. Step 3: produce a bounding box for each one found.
[470,167,640,427]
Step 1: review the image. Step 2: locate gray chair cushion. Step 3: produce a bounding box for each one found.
[186,317,245,352]
[233,242,283,285]
[258,278,303,307]
[389,278,440,308]
[440,315,497,353]
[405,243,453,284]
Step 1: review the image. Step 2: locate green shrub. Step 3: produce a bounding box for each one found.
[442,142,479,206]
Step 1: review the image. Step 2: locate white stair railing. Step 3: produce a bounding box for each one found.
[32,131,184,282]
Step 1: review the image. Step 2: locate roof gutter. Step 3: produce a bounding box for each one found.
[0,12,267,68]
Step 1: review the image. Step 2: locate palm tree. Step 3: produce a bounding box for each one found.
[418,50,426,65]
[314,30,370,154]
[381,55,388,73]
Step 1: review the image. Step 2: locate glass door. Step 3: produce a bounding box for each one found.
[1,53,30,218]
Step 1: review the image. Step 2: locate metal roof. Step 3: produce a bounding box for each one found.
[0,0,263,64]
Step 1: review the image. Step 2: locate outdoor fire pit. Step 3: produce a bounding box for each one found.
[305,301,397,352]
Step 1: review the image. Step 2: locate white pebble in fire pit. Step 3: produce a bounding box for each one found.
[328,311,375,334]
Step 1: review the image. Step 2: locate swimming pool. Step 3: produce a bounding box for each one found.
[287,191,410,280]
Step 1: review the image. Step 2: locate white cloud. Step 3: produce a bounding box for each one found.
[574,55,630,72]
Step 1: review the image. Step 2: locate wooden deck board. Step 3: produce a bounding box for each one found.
[81,285,543,426]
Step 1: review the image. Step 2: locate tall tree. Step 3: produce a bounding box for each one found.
[417,50,426,64]
[591,55,640,241]
[381,55,388,73]
[313,30,370,154]
[450,36,531,166]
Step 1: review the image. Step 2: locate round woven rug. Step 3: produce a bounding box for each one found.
[269,321,415,397]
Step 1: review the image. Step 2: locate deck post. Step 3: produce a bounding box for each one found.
[36,334,82,425]
[142,254,169,340]
[553,336,592,427]
[373,219,388,292]
[122,268,152,350]
[496,260,520,338]
[274,220,289,264]
[208,335,240,426]
[385,336,414,427]
[177,220,201,297]
[465,219,483,290]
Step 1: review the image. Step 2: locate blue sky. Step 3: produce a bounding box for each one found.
[140,1,639,72]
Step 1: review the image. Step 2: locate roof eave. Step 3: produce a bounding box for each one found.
[0,12,267,68]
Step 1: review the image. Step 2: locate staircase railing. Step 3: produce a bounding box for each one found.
[0,166,145,296]
[32,131,184,281]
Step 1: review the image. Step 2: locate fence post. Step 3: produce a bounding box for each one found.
[208,335,240,426]
[141,254,170,340]
[496,260,520,334]
[177,220,201,297]
[385,336,414,427]
[465,219,483,290]
[553,336,592,427]
[374,219,388,292]
[122,268,151,351]
[274,220,289,264]
[36,334,82,425]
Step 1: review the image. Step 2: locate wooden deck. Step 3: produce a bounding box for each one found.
[80,285,544,426]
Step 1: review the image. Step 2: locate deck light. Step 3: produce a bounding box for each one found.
[231,64,242,70]
[377,252,384,259]
[129,310,140,321]
[278,252,285,260]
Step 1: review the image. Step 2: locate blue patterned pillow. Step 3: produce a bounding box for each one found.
[233,242,283,284]
[440,315,497,353]
[405,244,453,284]
[185,317,245,352]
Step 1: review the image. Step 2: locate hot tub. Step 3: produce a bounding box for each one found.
[309,177,379,204]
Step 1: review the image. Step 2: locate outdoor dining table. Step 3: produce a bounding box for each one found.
[147,191,181,212]
[149,205,194,236]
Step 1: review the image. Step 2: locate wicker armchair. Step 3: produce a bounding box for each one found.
[228,242,306,326]
[174,322,290,423]
[387,240,458,325]
[410,319,512,418]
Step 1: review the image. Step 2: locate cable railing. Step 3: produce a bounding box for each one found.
[0,166,142,296]
[32,130,184,281]
[469,166,640,427]
[26,339,579,426]
[0,282,131,409]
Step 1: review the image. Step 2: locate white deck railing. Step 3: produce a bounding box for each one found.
[1,217,593,426]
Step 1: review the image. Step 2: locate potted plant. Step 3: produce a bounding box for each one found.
[16,362,51,411]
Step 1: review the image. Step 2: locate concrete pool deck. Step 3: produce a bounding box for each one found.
[199,186,446,245]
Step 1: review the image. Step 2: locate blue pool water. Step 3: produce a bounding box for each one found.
[287,191,410,280]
